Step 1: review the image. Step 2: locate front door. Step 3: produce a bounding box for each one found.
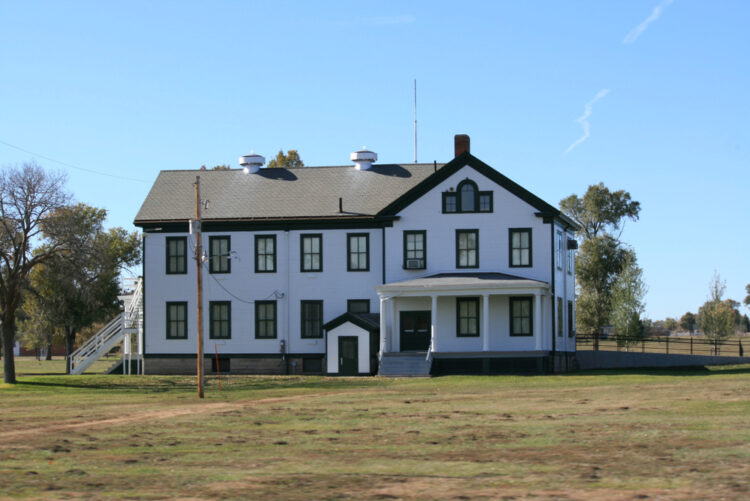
[400,311,431,351]
[338,337,358,375]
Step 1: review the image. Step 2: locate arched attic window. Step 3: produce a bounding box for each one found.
[442,179,493,213]
[459,180,477,212]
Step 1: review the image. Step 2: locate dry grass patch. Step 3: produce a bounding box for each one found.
[0,367,748,499]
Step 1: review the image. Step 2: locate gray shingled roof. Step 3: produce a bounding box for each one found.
[134,163,442,223]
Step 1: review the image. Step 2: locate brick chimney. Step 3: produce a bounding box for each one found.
[454,134,470,157]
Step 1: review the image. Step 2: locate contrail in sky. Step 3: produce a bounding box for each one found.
[623,0,674,44]
[565,89,610,155]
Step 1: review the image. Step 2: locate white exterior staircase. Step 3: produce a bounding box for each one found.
[69,277,143,375]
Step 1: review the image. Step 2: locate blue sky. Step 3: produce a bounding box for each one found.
[1,1,748,320]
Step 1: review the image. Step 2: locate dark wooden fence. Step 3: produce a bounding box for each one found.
[576,334,746,357]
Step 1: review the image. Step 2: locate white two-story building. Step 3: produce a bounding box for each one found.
[134,135,579,376]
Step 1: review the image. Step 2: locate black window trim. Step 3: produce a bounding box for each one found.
[556,230,564,271]
[442,192,457,213]
[254,234,277,273]
[166,301,188,339]
[165,237,188,275]
[300,300,323,339]
[509,296,533,337]
[478,191,493,212]
[402,230,427,269]
[346,232,370,272]
[255,300,277,339]
[509,228,533,268]
[456,297,480,337]
[209,300,231,339]
[442,179,493,214]
[568,300,575,337]
[208,235,231,274]
[300,233,323,272]
[347,299,371,313]
[455,229,479,269]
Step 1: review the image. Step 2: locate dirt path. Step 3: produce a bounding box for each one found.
[0,389,387,443]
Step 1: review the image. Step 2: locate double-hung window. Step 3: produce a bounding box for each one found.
[456,229,478,268]
[509,228,532,267]
[166,237,187,274]
[556,231,564,270]
[300,300,323,338]
[567,240,574,275]
[255,301,277,339]
[166,302,187,339]
[403,230,426,269]
[347,233,369,271]
[300,234,322,272]
[347,299,370,313]
[456,297,479,337]
[568,300,574,337]
[510,297,532,336]
[255,235,276,273]
[209,301,231,339]
[557,297,564,337]
[209,236,230,274]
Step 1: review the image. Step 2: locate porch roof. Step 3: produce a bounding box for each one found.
[376,272,548,294]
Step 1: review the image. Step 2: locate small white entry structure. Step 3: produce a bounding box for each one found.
[324,313,379,376]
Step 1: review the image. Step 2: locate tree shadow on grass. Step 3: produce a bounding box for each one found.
[11,375,383,394]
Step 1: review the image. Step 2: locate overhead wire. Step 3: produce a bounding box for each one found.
[0,138,150,183]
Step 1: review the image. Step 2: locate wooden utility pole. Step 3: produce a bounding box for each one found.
[194,176,205,399]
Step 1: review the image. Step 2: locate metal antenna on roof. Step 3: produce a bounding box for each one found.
[414,79,418,164]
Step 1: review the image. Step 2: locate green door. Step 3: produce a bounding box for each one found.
[400,311,431,351]
[338,337,358,375]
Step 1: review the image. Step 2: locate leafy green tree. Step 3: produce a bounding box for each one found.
[610,255,647,348]
[0,162,70,384]
[574,236,633,340]
[29,204,141,373]
[697,273,736,351]
[679,312,697,334]
[18,296,60,360]
[560,183,640,240]
[744,284,750,310]
[267,149,304,169]
[560,184,641,348]
[664,317,678,333]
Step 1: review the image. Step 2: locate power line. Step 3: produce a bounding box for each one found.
[0,139,150,183]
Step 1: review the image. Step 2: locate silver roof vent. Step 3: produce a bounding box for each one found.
[350,149,377,171]
[239,153,265,174]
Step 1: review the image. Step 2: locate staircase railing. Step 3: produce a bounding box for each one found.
[69,277,143,375]
[69,314,125,374]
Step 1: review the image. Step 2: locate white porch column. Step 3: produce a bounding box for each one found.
[482,294,490,351]
[389,297,397,353]
[535,293,542,350]
[379,296,387,356]
[430,295,438,352]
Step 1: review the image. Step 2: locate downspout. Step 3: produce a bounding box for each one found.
[285,230,291,375]
[141,233,146,368]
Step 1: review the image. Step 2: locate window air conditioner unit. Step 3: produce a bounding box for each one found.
[405,259,423,269]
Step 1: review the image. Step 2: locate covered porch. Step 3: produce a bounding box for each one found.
[375,273,551,373]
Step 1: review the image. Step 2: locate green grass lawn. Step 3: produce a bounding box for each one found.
[1,367,749,500]
[2,355,121,376]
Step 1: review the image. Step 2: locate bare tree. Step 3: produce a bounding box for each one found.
[0,162,70,384]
